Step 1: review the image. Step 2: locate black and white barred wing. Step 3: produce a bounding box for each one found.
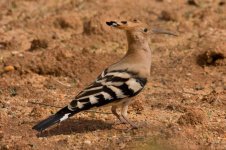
[68,70,147,111]
[32,69,147,131]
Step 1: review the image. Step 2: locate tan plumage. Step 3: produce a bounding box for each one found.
[105,20,152,127]
[108,21,151,78]
[32,20,176,131]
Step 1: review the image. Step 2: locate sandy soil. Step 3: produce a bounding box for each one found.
[0,0,226,149]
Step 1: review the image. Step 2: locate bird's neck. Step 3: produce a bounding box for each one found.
[125,32,151,56]
[122,31,152,78]
[108,32,151,78]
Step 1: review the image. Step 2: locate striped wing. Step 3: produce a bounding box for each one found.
[68,69,147,111]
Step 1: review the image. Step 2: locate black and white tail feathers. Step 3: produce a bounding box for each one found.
[32,69,147,131]
[32,106,77,131]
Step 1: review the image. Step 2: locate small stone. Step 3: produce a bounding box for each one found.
[187,0,199,6]
[186,73,192,76]
[18,53,24,57]
[9,87,17,97]
[29,39,48,51]
[11,51,19,56]
[119,143,126,149]
[84,140,91,145]
[4,65,15,72]
[159,10,177,21]
[0,42,8,49]
[194,85,204,90]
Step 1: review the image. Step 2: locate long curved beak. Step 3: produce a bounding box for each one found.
[152,28,178,36]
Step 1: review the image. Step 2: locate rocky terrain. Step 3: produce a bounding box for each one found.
[0,0,226,149]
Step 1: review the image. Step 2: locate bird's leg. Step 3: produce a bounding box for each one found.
[121,101,138,129]
[111,105,126,124]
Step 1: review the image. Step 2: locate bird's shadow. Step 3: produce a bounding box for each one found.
[37,118,113,137]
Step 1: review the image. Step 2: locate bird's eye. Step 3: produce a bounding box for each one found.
[133,19,137,22]
[144,28,148,32]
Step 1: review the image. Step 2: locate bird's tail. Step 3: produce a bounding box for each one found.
[32,106,78,131]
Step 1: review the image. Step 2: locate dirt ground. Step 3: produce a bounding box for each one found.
[0,0,226,149]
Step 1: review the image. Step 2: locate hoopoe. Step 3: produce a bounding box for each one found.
[32,20,176,131]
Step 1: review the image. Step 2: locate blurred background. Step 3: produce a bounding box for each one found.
[0,0,225,149]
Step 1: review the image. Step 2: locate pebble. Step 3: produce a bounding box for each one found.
[10,51,24,57]
[195,85,204,90]
[4,66,15,72]
[18,53,24,57]
[186,73,192,76]
[119,143,126,149]
[159,10,177,21]
[187,0,199,6]
[84,140,91,145]
[11,51,19,55]
[0,42,7,49]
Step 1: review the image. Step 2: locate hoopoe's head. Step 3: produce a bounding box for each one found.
[106,19,177,38]
[106,20,150,36]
